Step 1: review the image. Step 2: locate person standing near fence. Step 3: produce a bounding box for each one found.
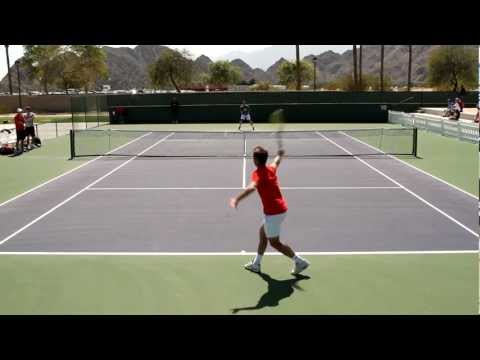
[170,97,179,124]
[24,106,36,150]
[13,108,25,154]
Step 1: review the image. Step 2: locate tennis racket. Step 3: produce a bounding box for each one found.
[268,108,286,155]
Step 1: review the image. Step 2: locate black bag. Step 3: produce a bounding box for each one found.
[0,144,15,155]
[33,136,41,147]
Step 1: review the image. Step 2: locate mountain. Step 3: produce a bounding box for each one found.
[1,45,476,92]
[219,45,352,70]
[230,59,271,83]
[193,55,213,74]
[100,45,170,89]
[265,57,289,84]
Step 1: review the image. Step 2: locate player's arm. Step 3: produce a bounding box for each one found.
[230,181,257,208]
[270,149,285,169]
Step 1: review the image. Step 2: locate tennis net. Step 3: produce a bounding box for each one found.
[69,128,418,159]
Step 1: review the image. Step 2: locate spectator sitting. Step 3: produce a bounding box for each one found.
[449,99,461,121]
[444,98,455,117]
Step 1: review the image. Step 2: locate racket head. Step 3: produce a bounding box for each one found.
[268,108,286,153]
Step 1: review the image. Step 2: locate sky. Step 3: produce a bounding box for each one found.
[0,45,350,79]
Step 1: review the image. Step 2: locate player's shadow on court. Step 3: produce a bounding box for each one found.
[231,273,310,314]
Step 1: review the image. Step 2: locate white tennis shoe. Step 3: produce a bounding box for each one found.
[244,261,261,273]
[291,258,310,275]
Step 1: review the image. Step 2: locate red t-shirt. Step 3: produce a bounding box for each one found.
[14,113,25,132]
[251,165,288,215]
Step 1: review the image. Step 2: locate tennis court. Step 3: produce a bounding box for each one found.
[0,125,477,314]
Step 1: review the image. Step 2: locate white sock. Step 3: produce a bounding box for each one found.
[254,254,263,265]
[293,255,303,263]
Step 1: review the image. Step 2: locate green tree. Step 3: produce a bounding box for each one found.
[71,45,109,91]
[326,73,393,91]
[54,50,83,93]
[427,46,478,91]
[250,81,272,91]
[208,61,241,87]
[148,49,194,92]
[23,45,63,94]
[365,74,393,91]
[277,60,313,89]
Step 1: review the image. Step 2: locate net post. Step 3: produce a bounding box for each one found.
[71,96,74,131]
[69,129,75,160]
[413,127,418,157]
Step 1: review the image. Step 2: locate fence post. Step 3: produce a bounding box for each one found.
[55,121,58,138]
[69,129,75,159]
[96,95,100,127]
[413,127,418,157]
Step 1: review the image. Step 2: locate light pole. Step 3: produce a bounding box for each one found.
[15,60,22,108]
[5,45,13,95]
[312,56,317,91]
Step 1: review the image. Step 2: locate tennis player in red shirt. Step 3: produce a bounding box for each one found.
[230,146,310,274]
[14,108,26,154]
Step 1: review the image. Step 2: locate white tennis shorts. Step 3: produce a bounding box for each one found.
[262,212,287,238]
[240,114,251,122]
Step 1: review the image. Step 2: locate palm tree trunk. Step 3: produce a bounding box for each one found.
[359,45,363,89]
[295,45,300,91]
[353,45,358,89]
[169,70,181,93]
[407,45,412,91]
[380,45,385,92]
[5,45,13,95]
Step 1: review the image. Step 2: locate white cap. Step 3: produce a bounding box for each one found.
[16,108,23,113]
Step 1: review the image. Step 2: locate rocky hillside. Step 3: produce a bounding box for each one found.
[1,45,476,91]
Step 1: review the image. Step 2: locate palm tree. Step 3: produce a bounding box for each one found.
[380,45,385,92]
[359,45,363,89]
[4,45,13,95]
[295,45,300,90]
[407,45,412,91]
[353,45,358,89]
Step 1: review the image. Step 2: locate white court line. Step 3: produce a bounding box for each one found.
[0,133,175,247]
[0,131,153,208]
[340,130,477,199]
[0,250,476,256]
[316,132,478,238]
[242,136,247,188]
[87,186,402,191]
[88,187,244,190]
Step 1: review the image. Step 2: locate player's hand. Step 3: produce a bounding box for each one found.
[229,198,238,209]
[277,149,285,156]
